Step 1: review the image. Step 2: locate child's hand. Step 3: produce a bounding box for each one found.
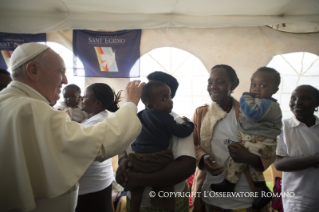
[182,116,190,122]
[243,92,256,98]
[249,93,256,98]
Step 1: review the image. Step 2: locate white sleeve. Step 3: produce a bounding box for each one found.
[0,97,142,210]
[95,104,141,161]
[123,102,138,113]
[276,131,288,157]
[170,111,195,159]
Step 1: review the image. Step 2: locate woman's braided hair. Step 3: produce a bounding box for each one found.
[211,64,240,88]
[90,83,122,112]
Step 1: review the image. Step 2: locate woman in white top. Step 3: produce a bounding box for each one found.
[275,85,319,212]
[192,65,274,212]
[76,83,122,212]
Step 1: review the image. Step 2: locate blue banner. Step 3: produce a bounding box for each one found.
[73,30,141,78]
[0,32,46,71]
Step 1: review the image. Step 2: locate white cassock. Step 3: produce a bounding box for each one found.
[0,81,142,212]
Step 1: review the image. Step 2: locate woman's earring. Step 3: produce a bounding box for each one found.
[315,107,318,112]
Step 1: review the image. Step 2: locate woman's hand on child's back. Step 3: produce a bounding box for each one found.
[205,156,224,176]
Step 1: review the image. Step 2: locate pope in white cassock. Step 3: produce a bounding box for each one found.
[0,43,144,212]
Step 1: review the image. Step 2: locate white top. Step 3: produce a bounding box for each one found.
[54,101,88,123]
[276,116,319,212]
[78,111,114,195]
[201,106,253,210]
[126,111,196,207]
[0,81,141,212]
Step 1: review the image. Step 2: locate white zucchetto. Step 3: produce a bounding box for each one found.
[10,43,49,71]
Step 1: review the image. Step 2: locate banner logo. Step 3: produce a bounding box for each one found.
[94,47,118,72]
[73,30,141,78]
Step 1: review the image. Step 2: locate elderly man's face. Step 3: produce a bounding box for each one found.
[37,49,68,105]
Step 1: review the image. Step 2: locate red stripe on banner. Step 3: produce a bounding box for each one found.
[97,47,109,72]
[4,51,11,58]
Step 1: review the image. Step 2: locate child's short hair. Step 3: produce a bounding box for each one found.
[147,71,179,99]
[64,84,81,94]
[256,67,281,87]
[141,81,168,105]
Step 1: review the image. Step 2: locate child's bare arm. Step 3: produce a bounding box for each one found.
[274,154,319,172]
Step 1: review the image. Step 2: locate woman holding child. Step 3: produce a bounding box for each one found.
[192,65,278,212]
[116,71,196,212]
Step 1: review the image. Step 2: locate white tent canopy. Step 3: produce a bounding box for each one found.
[1,0,319,33]
[1,0,319,117]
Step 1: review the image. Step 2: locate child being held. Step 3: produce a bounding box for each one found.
[128,81,194,212]
[54,84,87,122]
[211,67,282,196]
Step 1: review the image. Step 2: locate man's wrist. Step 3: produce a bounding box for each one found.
[123,102,138,113]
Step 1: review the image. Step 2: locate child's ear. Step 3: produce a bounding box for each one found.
[96,100,102,108]
[147,103,154,110]
[230,82,237,92]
